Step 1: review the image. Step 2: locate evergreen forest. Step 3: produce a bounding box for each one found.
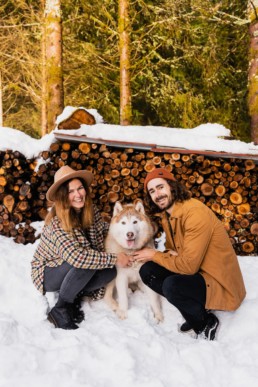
[0,0,253,142]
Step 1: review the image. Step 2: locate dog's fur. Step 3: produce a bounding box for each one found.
[104,200,163,322]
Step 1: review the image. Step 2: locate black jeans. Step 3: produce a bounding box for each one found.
[139,261,208,332]
[44,262,116,304]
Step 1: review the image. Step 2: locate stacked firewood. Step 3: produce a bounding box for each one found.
[0,140,257,255]
[0,150,38,243]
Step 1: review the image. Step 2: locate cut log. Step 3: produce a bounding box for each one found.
[3,195,15,213]
[144,163,155,173]
[62,142,71,151]
[223,163,231,172]
[19,184,31,197]
[172,153,180,161]
[221,198,228,206]
[241,241,255,253]
[230,192,242,205]
[121,168,130,176]
[215,185,226,196]
[78,143,91,154]
[240,218,250,229]
[237,203,250,215]
[229,181,238,190]
[15,201,29,212]
[211,202,221,213]
[201,183,214,196]
[244,159,255,171]
[0,176,7,186]
[107,191,119,203]
[250,223,258,235]
[196,175,204,184]
[57,108,96,129]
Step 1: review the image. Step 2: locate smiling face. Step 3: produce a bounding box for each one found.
[147,177,174,213]
[108,202,155,250]
[68,178,86,211]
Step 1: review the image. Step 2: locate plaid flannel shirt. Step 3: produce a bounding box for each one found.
[31,205,117,294]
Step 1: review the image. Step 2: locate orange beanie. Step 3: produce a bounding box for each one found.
[144,168,176,191]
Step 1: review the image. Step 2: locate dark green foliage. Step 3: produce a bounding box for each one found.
[0,0,42,137]
[0,0,251,141]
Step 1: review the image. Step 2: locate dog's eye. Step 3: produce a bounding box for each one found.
[122,221,126,225]
[133,220,138,224]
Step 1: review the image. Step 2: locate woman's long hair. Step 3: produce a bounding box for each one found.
[45,179,93,231]
[145,179,191,215]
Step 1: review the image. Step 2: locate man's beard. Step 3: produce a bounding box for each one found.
[155,195,173,211]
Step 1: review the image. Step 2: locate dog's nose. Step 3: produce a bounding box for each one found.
[127,232,134,239]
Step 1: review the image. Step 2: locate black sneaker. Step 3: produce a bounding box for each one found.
[179,321,193,333]
[198,313,219,341]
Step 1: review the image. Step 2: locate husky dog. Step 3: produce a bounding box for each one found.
[104,200,163,322]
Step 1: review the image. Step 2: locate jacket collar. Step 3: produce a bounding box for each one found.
[157,201,184,221]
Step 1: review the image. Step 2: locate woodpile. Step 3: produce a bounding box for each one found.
[0,140,257,256]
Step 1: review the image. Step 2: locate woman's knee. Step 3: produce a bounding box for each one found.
[105,267,117,283]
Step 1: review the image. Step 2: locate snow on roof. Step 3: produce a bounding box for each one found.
[0,106,258,159]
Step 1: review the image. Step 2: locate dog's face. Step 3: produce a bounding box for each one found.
[109,200,155,250]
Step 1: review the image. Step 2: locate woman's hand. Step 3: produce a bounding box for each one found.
[116,252,132,268]
[132,248,156,263]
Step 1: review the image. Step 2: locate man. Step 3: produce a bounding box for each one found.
[133,168,246,340]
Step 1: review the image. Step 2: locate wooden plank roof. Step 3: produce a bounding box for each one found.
[54,132,258,162]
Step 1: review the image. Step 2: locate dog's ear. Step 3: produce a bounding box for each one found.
[134,199,145,214]
[113,201,123,216]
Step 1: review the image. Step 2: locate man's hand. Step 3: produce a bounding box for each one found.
[132,248,156,263]
[116,252,131,268]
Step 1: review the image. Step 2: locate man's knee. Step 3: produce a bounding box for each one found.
[139,261,156,283]
[162,276,181,304]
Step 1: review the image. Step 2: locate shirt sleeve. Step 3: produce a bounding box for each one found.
[51,220,117,270]
[93,205,110,239]
[153,207,214,274]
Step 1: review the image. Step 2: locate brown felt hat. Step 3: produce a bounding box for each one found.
[144,168,176,191]
[46,165,94,202]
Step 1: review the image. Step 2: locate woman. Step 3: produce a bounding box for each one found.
[31,165,130,330]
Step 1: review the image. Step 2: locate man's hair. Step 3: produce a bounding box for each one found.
[145,179,191,214]
[45,179,93,231]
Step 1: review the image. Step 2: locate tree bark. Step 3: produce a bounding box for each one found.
[44,0,64,133]
[119,0,132,125]
[248,0,258,144]
[41,0,48,136]
[0,71,3,127]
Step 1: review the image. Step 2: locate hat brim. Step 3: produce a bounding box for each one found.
[46,170,94,202]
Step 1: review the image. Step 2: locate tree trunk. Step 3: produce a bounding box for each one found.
[119,0,132,125]
[248,0,258,144]
[44,0,64,133]
[41,0,48,136]
[0,71,3,127]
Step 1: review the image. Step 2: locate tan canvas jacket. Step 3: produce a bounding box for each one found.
[153,198,246,311]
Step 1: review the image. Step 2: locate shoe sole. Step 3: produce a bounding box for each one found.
[48,312,58,328]
[207,320,219,340]
[198,319,220,341]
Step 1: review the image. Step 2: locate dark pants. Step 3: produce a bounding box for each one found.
[139,261,209,332]
[44,262,116,304]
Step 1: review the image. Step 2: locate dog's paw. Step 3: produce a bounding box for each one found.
[116,309,128,320]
